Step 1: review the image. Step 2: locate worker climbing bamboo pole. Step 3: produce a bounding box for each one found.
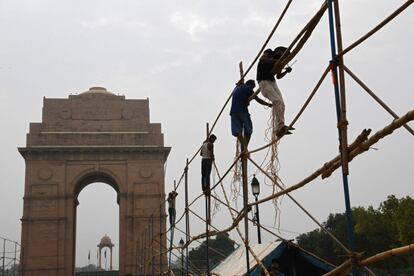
[201,123,216,275]
[167,188,178,275]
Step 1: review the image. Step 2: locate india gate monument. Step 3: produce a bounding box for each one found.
[18,87,170,275]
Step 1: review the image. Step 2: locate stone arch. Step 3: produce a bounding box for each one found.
[73,170,121,202]
[19,88,170,276]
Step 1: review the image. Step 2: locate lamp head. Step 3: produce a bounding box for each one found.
[251,175,260,196]
[179,238,184,248]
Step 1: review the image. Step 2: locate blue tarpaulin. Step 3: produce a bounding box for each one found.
[212,241,334,276]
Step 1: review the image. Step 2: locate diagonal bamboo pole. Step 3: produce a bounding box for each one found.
[272,1,328,74]
[342,64,414,136]
[339,0,414,57]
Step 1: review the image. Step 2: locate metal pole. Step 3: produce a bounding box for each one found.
[327,0,357,275]
[184,158,190,276]
[255,195,262,244]
[241,143,250,275]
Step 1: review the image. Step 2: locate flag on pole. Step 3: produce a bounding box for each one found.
[88,250,90,261]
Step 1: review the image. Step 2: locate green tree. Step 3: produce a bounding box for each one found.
[187,233,236,274]
[296,195,414,274]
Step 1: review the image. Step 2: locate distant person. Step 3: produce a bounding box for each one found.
[230,79,272,151]
[200,134,217,195]
[269,259,285,276]
[167,191,178,226]
[253,47,294,137]
[262,258,285,276]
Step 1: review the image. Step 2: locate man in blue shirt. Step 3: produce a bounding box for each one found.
[230,79,271,151]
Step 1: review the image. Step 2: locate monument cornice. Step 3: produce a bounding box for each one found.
[18,145,171,158]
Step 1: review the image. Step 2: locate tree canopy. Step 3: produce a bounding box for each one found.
[173,233,236,275]
[296,195,414,274]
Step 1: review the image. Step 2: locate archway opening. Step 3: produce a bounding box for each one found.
[75,182,119,273]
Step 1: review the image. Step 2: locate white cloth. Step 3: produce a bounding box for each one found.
[258,80,285,131]
[201,141,214,159]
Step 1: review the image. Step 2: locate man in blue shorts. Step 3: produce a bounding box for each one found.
[230,79,272,151]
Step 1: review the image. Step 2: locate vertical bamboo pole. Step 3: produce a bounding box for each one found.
[168,180,177,275]
[184,158,190,276]
[19,244,23,276]
[327,0,357,275]
[205,123,211,275]
[2,238,5,276]
[241,142,250,275]
[238,60,251,275]
[333,0,349,175]
[14,242,17,276]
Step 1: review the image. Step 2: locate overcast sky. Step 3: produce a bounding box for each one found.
[0,0,413,270]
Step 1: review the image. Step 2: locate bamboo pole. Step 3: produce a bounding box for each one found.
[272,2,328,74]
[342,64,414,136]
[360,244,414,267]
[323,259,352,276]
[184,158,190,276]
[339,0,414,57]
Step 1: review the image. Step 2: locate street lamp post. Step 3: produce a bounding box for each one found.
[179,238,185,276]
[251,175,262,244]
